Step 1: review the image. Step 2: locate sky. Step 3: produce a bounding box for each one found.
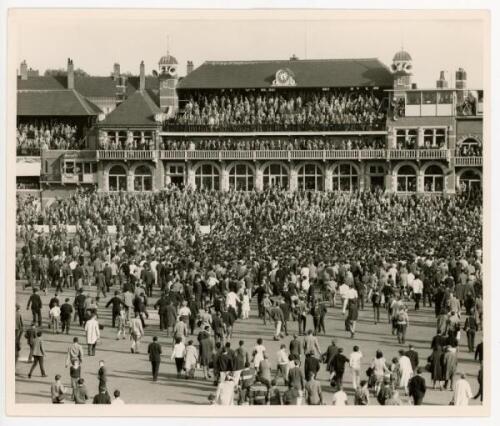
[13,11,485,88]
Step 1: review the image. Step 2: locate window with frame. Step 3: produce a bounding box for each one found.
[195,164,220,190]
[297,164,323,191]
[424,165,444,192]
[423,128,447,148]
[109,165,127,191]
[438,91,453,104]
[263,163,289,189]
[459,170,481,192]
[332,163,358,192]
[229,164,254,191]
[396,129,418,149]
[406,92,421,105]
[134,165,152,191]
[397,165,417,192]
[422,91,437,104]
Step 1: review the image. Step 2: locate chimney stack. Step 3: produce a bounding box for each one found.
[67,58,74,89]
[113,63,120,81]
[139,60,145,91]
[455,68,467,89]
[20,60,28,80]
[436,70,448,89]
[186,60,194,75]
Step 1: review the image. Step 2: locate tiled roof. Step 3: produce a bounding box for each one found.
[177,58,393,89]
[99,90,161,127]
[17,75,118,97]
[17,90,101,116]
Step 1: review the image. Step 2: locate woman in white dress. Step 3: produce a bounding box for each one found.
[184,340,199,379]
[241,290,250,319]
[398,350,413,394]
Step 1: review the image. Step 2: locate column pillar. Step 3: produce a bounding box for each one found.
[255,165,263,192]
[99,163,108,192]
[417,167,425,193]
[387,127,396,149]
[417,127,424,148]
[358,163,365,192]
[445,167,456,195]
[289,166,298,192]
[186,163,196,189]
[324,167,333,192]
[127,168,134,192]
[221,165,229,192]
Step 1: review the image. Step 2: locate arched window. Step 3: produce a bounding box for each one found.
[397,165,417,192]
[195,164,220,190]
[134,165,152,191]
[459,170,481,192]
[108,165,127,191]
[263,164,288,189]
[228,164,254,191]
[298,164,323,191]
[424,165,444,192]
[458,138,482,157]
[332,163,358,192]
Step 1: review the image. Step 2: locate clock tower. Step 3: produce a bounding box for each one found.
[391,49,413,90]
[158,51,179,113]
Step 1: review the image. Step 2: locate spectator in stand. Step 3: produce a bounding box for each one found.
[17,120,83,155]
[160,136,386,151]
[163,88,386,132]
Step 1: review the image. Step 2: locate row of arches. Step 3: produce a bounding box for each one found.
[106,162,482,193]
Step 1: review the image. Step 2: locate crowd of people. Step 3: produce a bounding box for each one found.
[159,136,386,151]
[15,186,483,406]
[164,89,387,132]
[17,120,85,155]
[456,142,483,157]
[98,132,155,151]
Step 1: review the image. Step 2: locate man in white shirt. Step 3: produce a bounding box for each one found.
[215,375,236,405]
[111,389,125,404]
[226,291,241,311]
[332,384,348,405]
[412,274,424,311]
[275,344,290,385]
[338,282,350,314]
[344,285,358,314]
[349,345,363,390]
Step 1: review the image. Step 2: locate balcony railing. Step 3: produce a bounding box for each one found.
[454,157,483,167]
[96,150,157,161]
[158,149,448,161]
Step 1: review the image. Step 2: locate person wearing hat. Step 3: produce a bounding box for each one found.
[408,367,427,405]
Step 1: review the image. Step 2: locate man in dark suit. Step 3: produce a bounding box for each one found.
[147,336,162,381]
[60,298,74,334]
[329,347,349,388]
[304,350,321,381]
[408,367,427,405]
[26,288,42,326]
[405,344,419,371]
[105,291,124,328]
[74,289,87,327]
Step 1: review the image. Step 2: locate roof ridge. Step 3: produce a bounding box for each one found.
[203,58,381,65]
[71,90,95,115]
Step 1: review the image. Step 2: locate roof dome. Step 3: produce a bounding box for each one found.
[393,50,412,62]
[159,54,178,65]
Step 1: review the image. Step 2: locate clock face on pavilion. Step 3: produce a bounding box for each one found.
[277,70,289,83]
[272,68,296,87]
